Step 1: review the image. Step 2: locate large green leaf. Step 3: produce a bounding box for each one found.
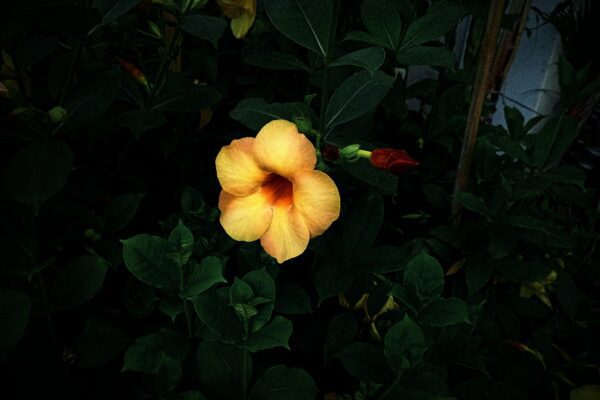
[182,256,226,298]
[168,221,194,269]
[250,365,317,400]
[338,342,394,383]
[72,325,130,367]
[241,268,276,333]
[361,0,401,49]
[384,315,426,372]
[92,0,138,30]
[264,0,332,59]
[245,52,309,71]
[403,252,444,301]
[181,15,227,48]
[117,110,166,139]
[324,70,393,131]
[51,255,110,310]
[123,328,189,373]
[331,47,385,75]
[197,341,252,400]
[0,290,31,360]
[2,139,73,214]
[192,288,245,342]
[243,316,292,352]
[103,193,146,232]
[396,46,456,68]
[122,234,179,291]
[399,1,466,51]
[532,114,578,170]
[419,298,470,327]
[230,98,316,131]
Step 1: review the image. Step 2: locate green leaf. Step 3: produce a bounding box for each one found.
[123,328,189,373]
[181,15,227,48]
[117,110,166,139]
[168,221,194,268]
[338,342,394,383]
[72,325,130,367]
[192,288,245,342]
[0,290,31,360]
[342,158,399,194]
[396,46,456,68]
[197,341,252,399]
[156,353,182,394]
[275,282,311,314]
[355,245,410,273]
[244,316,292,352]
[2,139,73,214]
[324,313,357,362]
[250,365,317,400]
[361,0,401,49]
[324,70,393,131]
[245,52,309,71]
[122,234,179,291]
[152,75,222,112]
[51,255,110,310]
[241,268,276,333]
[179,391,208,400]
[532,114,578,170]
[419,298,470,327]
[92,0,138,29]
[453,192,492,218]
[384,315,426,372]
[400,1,466,51]
[331,47,385,75]
[264,0,332,59]
[404,252,444,300]
[183,256,226,298]
[103,193,146,232]
[63,66,121,130]
[465,255,493,295]
[230,98,316,131]
[159,297,184,323]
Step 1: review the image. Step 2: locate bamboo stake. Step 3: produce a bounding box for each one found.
[451,0,507,223]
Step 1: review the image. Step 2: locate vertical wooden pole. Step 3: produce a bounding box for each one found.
[451,0,506,222]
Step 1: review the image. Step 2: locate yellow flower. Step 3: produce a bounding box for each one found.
[216,0,256,39]
[216,120,341,263]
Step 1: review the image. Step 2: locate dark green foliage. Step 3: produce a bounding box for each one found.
[1,0,599,399]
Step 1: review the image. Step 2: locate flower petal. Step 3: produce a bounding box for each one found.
[216,137,268,196]
[260,206,310,263]
[292,170,341,237]
[219,190,273,242]
[253,120,317,178]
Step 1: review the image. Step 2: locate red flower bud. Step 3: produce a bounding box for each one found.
[370,148,419,174]
[118,58,147,85]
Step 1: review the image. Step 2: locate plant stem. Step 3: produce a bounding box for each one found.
[451,0,506,223]
[59,39,85,105]
[178,264,193,338]
[145,18,181,109]
[378,372,403,400]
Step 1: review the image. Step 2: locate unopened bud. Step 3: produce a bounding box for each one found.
[148,21,162,38]
[339,144,362,161]
[49,106,68,123]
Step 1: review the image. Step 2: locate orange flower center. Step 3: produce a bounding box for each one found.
[262,173,293,206]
